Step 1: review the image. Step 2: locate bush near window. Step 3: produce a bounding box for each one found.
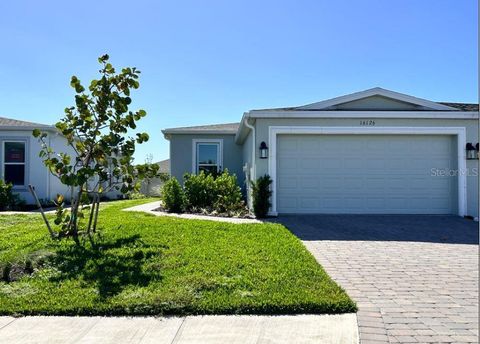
[183,172,216,210]
[251,174,272,218]
[0,180,23,211]
[162,170,246,217]
[213,171,245,216]
[161,177,185,213]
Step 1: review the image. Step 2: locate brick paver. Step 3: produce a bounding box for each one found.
[278,215,479,344]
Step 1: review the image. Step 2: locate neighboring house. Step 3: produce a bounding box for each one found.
[0,117,76,204]
[162,87,479,218]
[0,117,120,205]
[140,159,170,196]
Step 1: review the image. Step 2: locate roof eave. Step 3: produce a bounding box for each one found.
[234,112,253,145]
[0,125,57,131]
[162,129,237,135]
[244,110,479,119]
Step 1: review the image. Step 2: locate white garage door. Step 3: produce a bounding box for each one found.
[276,134,457,214]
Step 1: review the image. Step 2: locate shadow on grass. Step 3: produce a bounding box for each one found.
[51,234,164,299]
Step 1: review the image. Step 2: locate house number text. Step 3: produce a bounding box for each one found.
[359,120,375,126]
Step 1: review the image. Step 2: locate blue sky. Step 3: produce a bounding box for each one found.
[0,0,477,162]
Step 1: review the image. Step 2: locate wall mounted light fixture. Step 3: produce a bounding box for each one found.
[259,141,268,159]
[466,142,477,160]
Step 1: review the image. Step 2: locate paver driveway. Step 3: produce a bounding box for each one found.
[278,215,478,344]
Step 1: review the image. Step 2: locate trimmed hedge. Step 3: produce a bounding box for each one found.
[161,177,185,213]
[162,170,246,216]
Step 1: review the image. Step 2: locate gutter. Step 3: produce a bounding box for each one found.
[0,125,56,131]
[161,129,237,139]
[243,114,256,181]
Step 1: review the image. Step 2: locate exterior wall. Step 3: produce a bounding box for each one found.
[169,134,244,185]
[0,130,76,204]
[140,177,164,196]
[47,133,79,202]
[250,117,479,217]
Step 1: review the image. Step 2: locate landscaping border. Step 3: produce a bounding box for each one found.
[123,201,262,224]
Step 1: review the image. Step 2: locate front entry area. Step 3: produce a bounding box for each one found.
[276,134,458,214]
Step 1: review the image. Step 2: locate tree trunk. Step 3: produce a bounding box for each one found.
[68,187,83,244]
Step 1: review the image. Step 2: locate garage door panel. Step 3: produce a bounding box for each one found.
[300,198,320,210]
[300,177,320,191]
[386,197,410,210]
[278,197,297,210]
[278,177,298,189]
[343,177,364,190]
[366,198,386,209]
[345,158,364,169]
[300,159,321,170]
[366,158,387,169]
[321,158,342,169]
[365,177,387,190]
[277,134,456,214]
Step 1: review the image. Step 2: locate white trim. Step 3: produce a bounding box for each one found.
[191,139,223,174]
[247,110,479,119]
[0,125,55,131]
[268,126,467,217]
[295,87,458,111]
[163,130,236,136]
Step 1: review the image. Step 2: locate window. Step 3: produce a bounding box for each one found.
[3,141,26,186]
[193,140,222,174]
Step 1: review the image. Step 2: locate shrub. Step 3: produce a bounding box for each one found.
[251,175,272,218]
[161,177,185,213]
[213,170,245,215]
[0,180,22,211]
[183,172,216,210]
[127,191,147,200]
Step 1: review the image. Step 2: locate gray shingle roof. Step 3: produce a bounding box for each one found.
[251,102,479,112]
[155,159,170,173]
[438,103,479,112]
[0,116,53,129]
[162,122,239,134]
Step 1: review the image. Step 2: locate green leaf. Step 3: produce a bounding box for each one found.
[98,54,109,63]
[32,129,41,137]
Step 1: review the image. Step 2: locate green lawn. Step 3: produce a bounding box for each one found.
[0,199,356,316]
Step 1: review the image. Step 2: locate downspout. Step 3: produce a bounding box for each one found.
[46,134,51,201]
[243,115,255,181]
[243,115,255,211]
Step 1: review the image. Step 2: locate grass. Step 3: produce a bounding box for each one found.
[0,199,356,316]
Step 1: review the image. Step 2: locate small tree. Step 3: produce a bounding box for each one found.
[33,54,150,243]
[251,175,272,218]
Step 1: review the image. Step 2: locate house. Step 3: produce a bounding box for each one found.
[0,117,76,204]
[162,87,479,218]
[140,159,170,196]
[0,117,120,205]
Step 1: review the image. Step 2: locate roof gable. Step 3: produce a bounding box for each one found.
[297,87,458,111]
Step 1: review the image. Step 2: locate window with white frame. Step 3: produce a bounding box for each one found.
[193,140,222,174]
[3,141,26,186]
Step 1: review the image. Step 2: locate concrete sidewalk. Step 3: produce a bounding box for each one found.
[0,314,358,344]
